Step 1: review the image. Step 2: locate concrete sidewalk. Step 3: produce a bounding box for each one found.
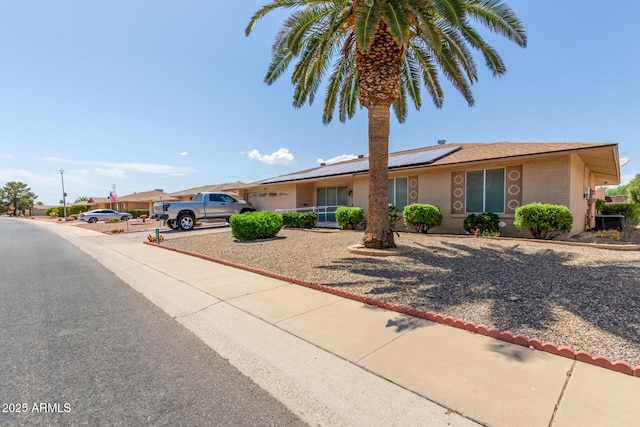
[34,221,640,427]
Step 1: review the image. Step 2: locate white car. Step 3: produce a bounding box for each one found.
[78,209,132,223]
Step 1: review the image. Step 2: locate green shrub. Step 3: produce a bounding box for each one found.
[388,204,401,231]
[463,212,501,236]
[514,203,573,239]
[602,203,640,223]
[107,218,120,223]
[335,207,364,230]
[68,205,89,215]
[402,203,443,234]
[230,211,283,241]
[127,209,150,219]
[281,211,317,229]
[594,199,606,215]
[46,208,59,217]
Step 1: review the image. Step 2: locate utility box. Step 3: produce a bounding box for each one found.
[594,214,625,231]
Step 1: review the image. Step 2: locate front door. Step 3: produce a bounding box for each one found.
[316,186,348,227]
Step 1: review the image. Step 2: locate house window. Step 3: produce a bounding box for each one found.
[317,186,349,224]
[389,177,408,210]
[317,186,349,207]
[466,168,505,213]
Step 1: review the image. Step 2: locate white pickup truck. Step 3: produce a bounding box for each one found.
[152,192,254,231]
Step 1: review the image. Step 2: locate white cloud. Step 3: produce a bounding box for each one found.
[180,152,188,156]
[317,154,359,165]
[41,157,193,176]
[245,148,295,165]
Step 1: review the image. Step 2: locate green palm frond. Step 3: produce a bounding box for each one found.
[392,83,408,123]
[433,42,475,106]
[324,49,358,123]
[246,0,318,36]
[465,0,527,47]
[410,4,443,54]
[439,24,478,83]
[265,29,295,85]
[460,23,506,76]
[354,0,380,51]
[324,61,344,123]
[291,38,326,107]
[249,0,526,123]
[401,53,422,110]
[431,0,467,26]
[408,44,444,108]
[341,69,359,121]
[380,0,410,47]
[284,8,327,56]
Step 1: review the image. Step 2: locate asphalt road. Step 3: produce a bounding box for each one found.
[0,218,305,426]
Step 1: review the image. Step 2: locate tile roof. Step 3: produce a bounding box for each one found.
[256,142,619,185]
[89,197,110,204]
[116,189,173,202]
[427,142,616,166]
[169,182,246,197]
[261,146,460,184]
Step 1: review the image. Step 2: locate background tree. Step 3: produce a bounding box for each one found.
[0,182,38,216]
[628,174,640,204]
[605,184,629,196]
[247,0,527,248]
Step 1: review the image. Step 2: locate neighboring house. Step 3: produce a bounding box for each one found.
[593,189,629,205]
[168,182,247,201]
[609,195,629,204]
[241,142,620,236]
[115,189,175,212]
[85,197,112,209]
[32,204,58,217]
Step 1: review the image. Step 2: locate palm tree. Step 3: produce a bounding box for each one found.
[246,0,527,248]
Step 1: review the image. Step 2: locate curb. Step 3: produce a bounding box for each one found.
[145,241,640,379]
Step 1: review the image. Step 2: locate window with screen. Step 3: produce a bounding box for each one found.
[465,168,505,213]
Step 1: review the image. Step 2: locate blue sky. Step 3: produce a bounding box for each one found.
[1,1,638,205]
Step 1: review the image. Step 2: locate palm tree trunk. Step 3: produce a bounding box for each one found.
[363,104,395,249]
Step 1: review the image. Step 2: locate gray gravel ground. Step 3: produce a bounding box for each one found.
[163,228,640,367]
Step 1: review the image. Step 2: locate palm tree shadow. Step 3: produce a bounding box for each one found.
[313,240,640,351]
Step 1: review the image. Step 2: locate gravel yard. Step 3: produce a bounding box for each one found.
[163,228,640,367]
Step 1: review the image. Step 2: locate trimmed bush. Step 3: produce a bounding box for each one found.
[602,203,640,223]
[127,209,150,219]
[68,205,89,215]
[463,212,500,236]
[46,208,59,217]
[514,203,573,239]
[281,211,317,229]
[402,203,443,234]
[230,211,283,241]
[335,207,364,230]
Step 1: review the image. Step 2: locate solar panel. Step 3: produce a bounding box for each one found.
[261,145,460,184]
[261,159,369,184]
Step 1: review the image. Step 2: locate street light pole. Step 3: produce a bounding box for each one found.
[60,169,67,221]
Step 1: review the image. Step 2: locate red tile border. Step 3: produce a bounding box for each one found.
[145,241,640,379]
